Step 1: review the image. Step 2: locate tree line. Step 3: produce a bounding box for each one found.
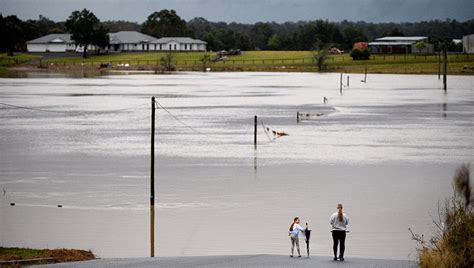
[1,9,473,53]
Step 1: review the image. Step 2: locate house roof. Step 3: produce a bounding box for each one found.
[152,37,207,44]
[109,31,157,44]
[375,36,428,42]
[26,34,73,44]
[368,42,416,46]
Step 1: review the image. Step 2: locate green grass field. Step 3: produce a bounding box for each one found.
[9,51,474,74]
[0,53,40,66]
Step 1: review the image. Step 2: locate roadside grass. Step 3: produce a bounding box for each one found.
[0,247,95,262]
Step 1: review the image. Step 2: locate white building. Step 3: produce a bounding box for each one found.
[462,34,474,54]
[27,31,207,53]
[368,36,434,54]
[152,37,207,51]
[26,34,76,52]
[109,31,157,52]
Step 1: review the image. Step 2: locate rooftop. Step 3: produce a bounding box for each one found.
[368,41,417,46]
[26,34,73,44]
[109,31,157,44]
[375,36,428,42]
[153,37,207,44]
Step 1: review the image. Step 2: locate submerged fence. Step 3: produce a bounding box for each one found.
[35,53,472,68]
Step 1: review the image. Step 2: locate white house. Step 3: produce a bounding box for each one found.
[27,31,207,53]
[462,34,474,54]
[152,37,207,51]
[368,36,434,54]
[109,31,157,52]
[26,34,76,52]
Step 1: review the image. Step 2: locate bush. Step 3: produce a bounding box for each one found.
[410,164,473,268]
[350,49,370,60]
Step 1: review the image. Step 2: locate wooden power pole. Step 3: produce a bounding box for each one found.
[150,96,156,257]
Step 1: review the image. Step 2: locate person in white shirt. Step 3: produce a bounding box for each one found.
[288,216,305,257]
[330,204,349,261]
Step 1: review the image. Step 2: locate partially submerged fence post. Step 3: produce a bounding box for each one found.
[443,45,448,91]
[150,96,156,257]
[254,115,258,149]
[438,44,441,80]
[347,75,350,87]
[297,112,300,123]
[340,73,343,94]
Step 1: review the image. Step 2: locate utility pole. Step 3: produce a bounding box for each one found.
[150,96,156,257]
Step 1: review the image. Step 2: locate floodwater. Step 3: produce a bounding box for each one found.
[0,72,473,260]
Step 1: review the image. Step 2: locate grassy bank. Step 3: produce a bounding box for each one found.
[12,51,474,74]
[0,53,40,66]
[0,247,95,266]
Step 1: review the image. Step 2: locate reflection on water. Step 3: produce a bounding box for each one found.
[0,72,473,259]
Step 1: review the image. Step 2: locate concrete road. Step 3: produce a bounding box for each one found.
[35,255,417,268]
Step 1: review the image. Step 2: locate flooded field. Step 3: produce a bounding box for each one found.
[0,72,473,259]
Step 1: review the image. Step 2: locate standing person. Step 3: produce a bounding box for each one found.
[288,217,305,257]
[330,204,349,261]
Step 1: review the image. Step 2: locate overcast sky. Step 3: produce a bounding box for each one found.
[0,0,473,23]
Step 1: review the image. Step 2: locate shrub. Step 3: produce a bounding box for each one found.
[350,49,370,60]
[410,164,473,268]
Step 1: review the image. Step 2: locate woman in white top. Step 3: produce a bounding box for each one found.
[288,217,305,257]
[330,204,349,261]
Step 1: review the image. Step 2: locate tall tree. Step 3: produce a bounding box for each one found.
[251,22,273,50]
[142,9,188,38]
[267,34,281,50]
[0,15,39,53]
[342,26,367,49]
[65,9,109,58]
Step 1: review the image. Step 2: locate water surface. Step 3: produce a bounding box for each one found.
[1,72,473,259]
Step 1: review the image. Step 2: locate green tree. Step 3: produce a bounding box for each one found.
[342,26,367,49]
[312,40,330,71]
[267,33,281,50]
[200,53,211,71]
[415,41,427,54]
[65,9,109,58]
[297,20,343,50]
[160,52,174,71]
[233,31,253,50]
[142,9,188,38]
[383,27,405,37]
[92,25,110,54]
[0,15,40,53]
[251,22,273,50]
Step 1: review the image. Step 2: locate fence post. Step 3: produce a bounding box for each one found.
[254,115,257,149]
[340,73,343,94]
[443,46,447,91]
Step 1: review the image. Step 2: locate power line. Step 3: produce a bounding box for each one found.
[0,101,72,114]
[0,101,147,115]
[154,100,204,134]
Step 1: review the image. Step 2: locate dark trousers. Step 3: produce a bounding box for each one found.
[332,230,346,258]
